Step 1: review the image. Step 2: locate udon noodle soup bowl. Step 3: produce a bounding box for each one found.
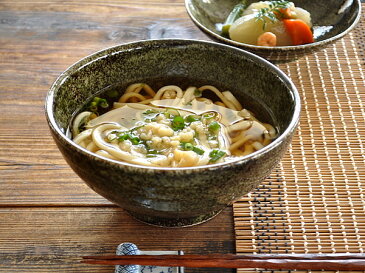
[45,39,300,227]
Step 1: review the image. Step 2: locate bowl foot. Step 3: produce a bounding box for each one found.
[126,209,223,227]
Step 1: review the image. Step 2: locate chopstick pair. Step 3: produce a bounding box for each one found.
[82,253,365,270]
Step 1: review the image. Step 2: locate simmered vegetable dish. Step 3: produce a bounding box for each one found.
[222,0,314,46]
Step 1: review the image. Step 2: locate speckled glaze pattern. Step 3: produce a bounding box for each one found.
[185,0,361,62]
[45,39,300,227]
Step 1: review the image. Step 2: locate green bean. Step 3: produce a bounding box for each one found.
[221,2,247,37]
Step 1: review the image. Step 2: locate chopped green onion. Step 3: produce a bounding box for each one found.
[130,137,140,145]
[194,89,202,97]
[117,132,140,145]
[208,121,220,133]
[147,149,160,154]
[143,110,159,122]
[99,98,108,108]
[185,115,201,123]
[202,112,217,120]
[118,133,131,141]
[88,96,109,112]
[181,142,205,155]
[193,147,205,155]
[172,116,185,131]
[181,142,194,151]
[209,149,226,163]
[130,125,144,132]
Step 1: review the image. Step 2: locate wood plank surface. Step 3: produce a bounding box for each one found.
[0,0,208,205]
[0,207,235,272]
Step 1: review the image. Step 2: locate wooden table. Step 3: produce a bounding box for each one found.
[0,1,235,272]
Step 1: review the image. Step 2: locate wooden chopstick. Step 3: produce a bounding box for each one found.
[82,253,365,270]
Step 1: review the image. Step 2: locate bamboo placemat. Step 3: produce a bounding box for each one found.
[233,5,365,272]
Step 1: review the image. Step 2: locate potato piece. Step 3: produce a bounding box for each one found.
[229,13,267,45]
[242,2,270,16]
[294,7,312,27]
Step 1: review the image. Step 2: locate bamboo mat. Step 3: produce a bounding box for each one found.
[233,5,365,273]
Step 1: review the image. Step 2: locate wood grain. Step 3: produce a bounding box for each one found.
[0,0,208,205]
[0,1,236,272]
[0,207,235,272]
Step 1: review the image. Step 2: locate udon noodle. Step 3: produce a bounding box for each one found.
[71,83,277,167]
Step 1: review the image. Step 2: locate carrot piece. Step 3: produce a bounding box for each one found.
[283,19,314,45]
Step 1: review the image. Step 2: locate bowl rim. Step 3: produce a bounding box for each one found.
[45,38,301,172]
[184,0,362,51]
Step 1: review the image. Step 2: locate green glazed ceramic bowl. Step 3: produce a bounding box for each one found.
[185,0,361,62]
[45,39,300,227]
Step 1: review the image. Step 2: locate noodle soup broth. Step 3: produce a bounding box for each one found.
[70,80,278,168]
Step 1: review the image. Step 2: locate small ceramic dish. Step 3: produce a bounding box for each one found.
[185,0,361,62]
[115,243,184,273]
